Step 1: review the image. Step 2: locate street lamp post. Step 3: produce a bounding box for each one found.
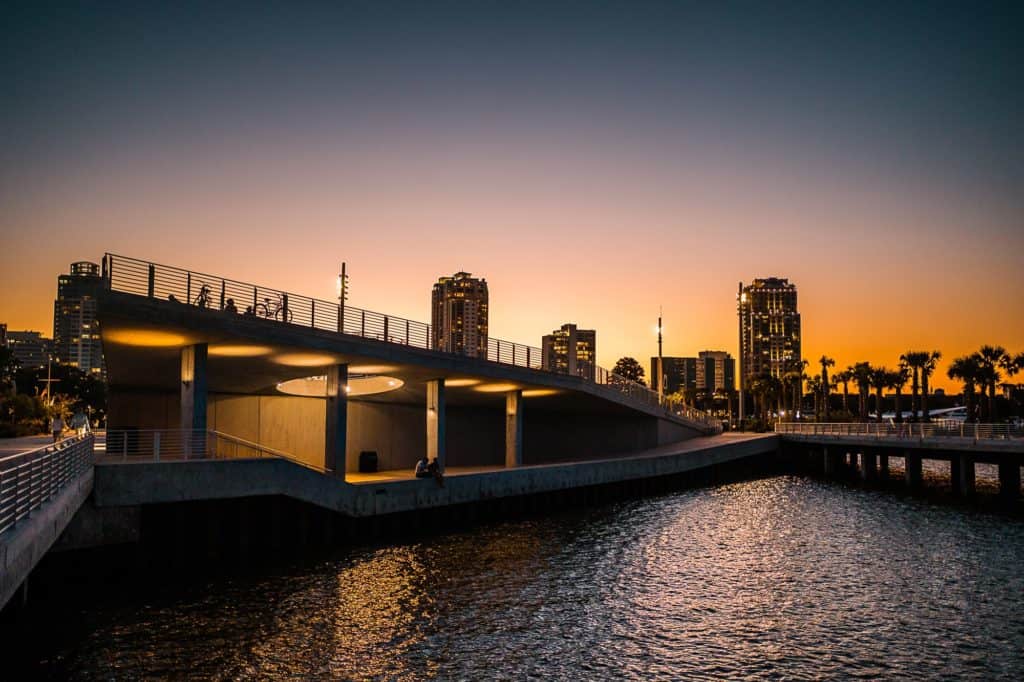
[656,307,663,399]
[337,262,348,333]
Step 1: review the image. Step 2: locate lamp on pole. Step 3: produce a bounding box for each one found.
[336,262,348,333]
[656,307,663,399]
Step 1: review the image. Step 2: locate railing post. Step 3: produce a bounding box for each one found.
[253,286,258,312]
[405,320,410,344]
[186,272,192,304]
[512,344,517,366]
[154,432,161,462]
[220,280,226,309]
[527,346,532,368]
[281,294,289,322]
[147,264,155,298]
[311,299,316,327]
[361,310,366,337]
[496,340,501,363]
[383,316,389,343]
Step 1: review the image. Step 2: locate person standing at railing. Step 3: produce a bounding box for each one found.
[50,414,65,443]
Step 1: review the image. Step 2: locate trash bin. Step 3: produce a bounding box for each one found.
[358,450,378,473]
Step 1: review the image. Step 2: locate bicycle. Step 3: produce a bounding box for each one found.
[193,284,212,309]
[254,294,293,322]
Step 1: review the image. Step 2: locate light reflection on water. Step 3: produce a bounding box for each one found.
[35,477,1024,679]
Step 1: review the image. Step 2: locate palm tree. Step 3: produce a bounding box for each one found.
[836,368,853,415]
[900,351,928,421]
[919,350,941,422]
[947,355,981,422]
[819,355,835,420]
[974,346,1006,422]
[852,362,872,422]
[870,365,892,422]
[806,376,823,420]
[892,364,910,423]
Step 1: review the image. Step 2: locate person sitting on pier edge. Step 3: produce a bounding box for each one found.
[427,457,445,487]
[223,297,237,314]
[415,456,431,478]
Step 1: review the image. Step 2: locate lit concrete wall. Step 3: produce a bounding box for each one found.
[346,401,425,472]
[108,390,179,430]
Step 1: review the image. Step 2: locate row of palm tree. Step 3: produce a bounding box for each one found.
[804,347,1023,423]
[946,346,1023,422]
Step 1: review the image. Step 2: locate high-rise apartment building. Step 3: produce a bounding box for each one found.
[652,353,735,395]
[651,356,698,394]
[738,278,801,387]
[53,261,105,375]
[6,330,53,369]
[431,272,489,358]
[697,350,736,393]
[541,323,596,380]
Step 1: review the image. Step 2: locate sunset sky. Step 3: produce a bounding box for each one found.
[2,1,1021,391]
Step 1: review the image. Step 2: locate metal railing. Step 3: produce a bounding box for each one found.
[101,429,326,472]
[0,434,94,536]
[103,254,720,431]
[775,422,1023,441]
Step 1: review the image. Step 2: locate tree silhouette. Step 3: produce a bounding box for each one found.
[613,357,646,386]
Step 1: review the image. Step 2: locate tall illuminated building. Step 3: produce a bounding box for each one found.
[431,272,489,358]
[738,277,801,386]
[542,323,596,380]
[53,261,105,375]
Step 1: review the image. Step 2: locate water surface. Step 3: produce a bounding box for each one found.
[20,476,1024,679]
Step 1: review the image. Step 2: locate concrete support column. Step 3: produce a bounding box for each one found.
[325,363,348,476]
[904,452,922,489]
[949,456,962,495]
[505,390,523,468]
[954,453,975,497]
[180,343,208,458]
[861,451,877,481]
[427,379,446,473]
[823,447,835,476]
[998,462,1021,500]
[878,454,889,480]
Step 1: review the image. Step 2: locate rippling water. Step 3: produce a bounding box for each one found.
[21,476,1024,679]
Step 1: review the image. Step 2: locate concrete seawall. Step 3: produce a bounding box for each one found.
[92,434,780,520]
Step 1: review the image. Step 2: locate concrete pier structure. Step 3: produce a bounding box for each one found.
[904,452,923,488]
[861,451,877,481]
[955,453,975,496]
[999,462,1021,499]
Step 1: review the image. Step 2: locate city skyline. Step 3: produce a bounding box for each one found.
[1,254,1019,393]
[2,2,1023,392]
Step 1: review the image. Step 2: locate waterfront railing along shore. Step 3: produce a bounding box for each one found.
[103,254,721,431]
[776,422,1022,441]
[0,434,94,536]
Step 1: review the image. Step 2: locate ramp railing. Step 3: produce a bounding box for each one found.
[101,429,327,472]
[0,434,94,536]
[103,253,721,432]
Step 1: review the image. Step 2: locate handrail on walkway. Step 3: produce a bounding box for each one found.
[775,421,1022,441]
[102,429,327,473]
[103,253,722,431]
[0,434,94,536]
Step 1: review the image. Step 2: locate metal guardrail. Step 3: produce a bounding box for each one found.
[775,422,1023,441]
[103,254,721,431]
[102,429,327,472]
[0,434,94,536]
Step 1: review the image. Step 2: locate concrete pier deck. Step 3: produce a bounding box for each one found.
[92,433,780,518]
